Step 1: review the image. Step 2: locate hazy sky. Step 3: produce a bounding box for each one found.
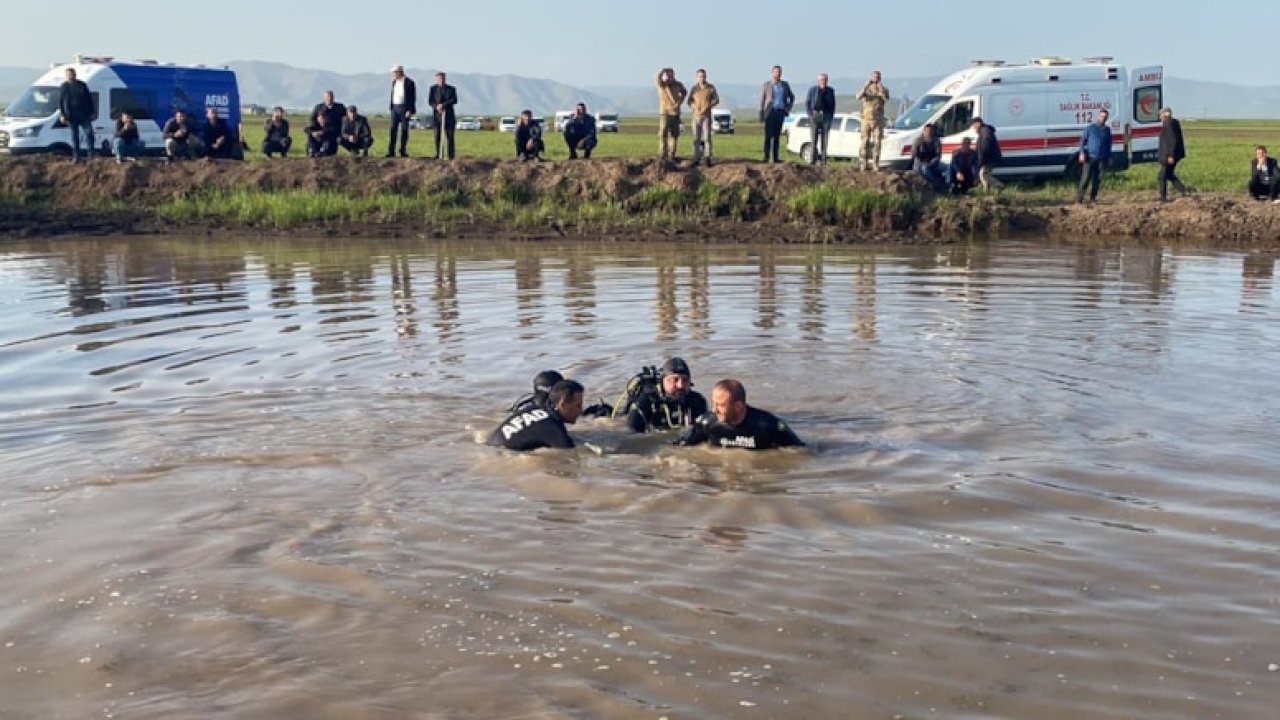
[1,0,1268,87]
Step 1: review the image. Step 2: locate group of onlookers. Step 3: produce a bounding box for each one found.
[261,67,458,159]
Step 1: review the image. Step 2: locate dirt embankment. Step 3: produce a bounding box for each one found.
[1,155,1278,245]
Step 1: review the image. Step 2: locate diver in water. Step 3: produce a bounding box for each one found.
[673,377,804,450]
[612,356,708,433]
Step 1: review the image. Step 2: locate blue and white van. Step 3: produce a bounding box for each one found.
[0,55,241,157]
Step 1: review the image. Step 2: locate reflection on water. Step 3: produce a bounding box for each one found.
[1,236,1278,719]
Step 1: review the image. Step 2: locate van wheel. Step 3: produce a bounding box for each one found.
[800,143,813,164]
[49,144,72,157]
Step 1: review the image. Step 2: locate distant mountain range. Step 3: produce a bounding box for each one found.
[2,61,1278,119]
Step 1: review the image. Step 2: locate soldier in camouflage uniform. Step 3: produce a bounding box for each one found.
[856,70,890,171]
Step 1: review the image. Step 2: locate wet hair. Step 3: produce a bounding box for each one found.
[548,379,584,408]
[713,378,746,403]
[533,370,564,395]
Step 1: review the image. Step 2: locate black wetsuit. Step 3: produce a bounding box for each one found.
[626,390,708,433]
[673,406,804,450]
[488,407,574,451]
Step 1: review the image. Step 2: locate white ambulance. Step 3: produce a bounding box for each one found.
[883,56,1163,178]
[0,55,241,157]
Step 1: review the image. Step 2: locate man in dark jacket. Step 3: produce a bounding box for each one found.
[262,107,292,157]
[912,123,945,191]
[1157,107,1188,201]
[805,73,836,166]
[387,64,416,157]
[162,110,202,159]
[515,110,543,161]
[310,91,345,150]
[673,378,804,450]
[58,68,96,162]
[305,113,337,156]
[1250,145,1280,202]
[563,102,597,159]
[971,117,1003,192]
[428,72,458,159]
[202,108,234,159]
[1076,109,1112,203]
[758,65,795,163]
[949,137,978,195]
[489,379,585,451]
[339,105,374,156]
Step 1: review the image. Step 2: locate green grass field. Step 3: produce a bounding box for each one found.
[242,115,1277,195]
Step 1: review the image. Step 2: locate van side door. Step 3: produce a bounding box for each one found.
[1129,65,1163,164]
[933,98,975,162]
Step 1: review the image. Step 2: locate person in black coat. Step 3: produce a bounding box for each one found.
[387,64,416,157]
[202,108,234,159]
[309,91,346,147]
[428,71,458,159]
[58,68,96,161]
[971,117,1003,192]
[262,106,292,157]
[163,109,202,159]
[515,110,543,161]
[1157,107,1188,201]
[1250,145,1280,201]
[562,102,597,159]
[339,105,374,156]
[949,136,979,195]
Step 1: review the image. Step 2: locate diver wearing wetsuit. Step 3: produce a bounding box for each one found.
[616,356,708,433]
[509,370,563,414]
[674,378,804,450]
[489,379,585,451]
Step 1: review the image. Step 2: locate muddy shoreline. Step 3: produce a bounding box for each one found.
[2,156,1277,246]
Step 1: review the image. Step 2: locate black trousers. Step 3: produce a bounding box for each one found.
[1249,175,1280,200]
[763,108,786,161]
[1077,158,1105,201]
[1158,160,1187,199]
[388,105,411,155]
[433,113,456,159]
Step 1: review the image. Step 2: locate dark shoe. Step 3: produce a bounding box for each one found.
[705,158,714,167]
[385,152,395,158]
[399,152,409,158]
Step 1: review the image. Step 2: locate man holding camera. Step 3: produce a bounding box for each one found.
[613,357,708,433]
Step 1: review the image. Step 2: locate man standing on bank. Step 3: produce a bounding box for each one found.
[428,71,458,160]
[806,73,836,166]
[1076,109,1112,204]
[1157,107,1188,201]
[688,68,720,167]
[759,65,794,163]
[387,64,416,158]
[856,70,890,171]
[674,378,804,450]
[59,68,96,162]
[656,67,688,165]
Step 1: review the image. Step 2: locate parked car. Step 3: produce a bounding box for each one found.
[781,113,803,135]
[456,116,482,131]
[597,112,619,132]
[475,116,496,131]
[409,116,434,130]
[498,116,517,133]
[711,109,735,134]
[553,110,573,132]
[786,113,863,164]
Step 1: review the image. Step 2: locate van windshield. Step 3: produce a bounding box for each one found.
[892,94,950,130]
[4,85,60,119]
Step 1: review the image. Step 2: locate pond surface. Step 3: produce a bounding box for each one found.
[1,237,1277,719]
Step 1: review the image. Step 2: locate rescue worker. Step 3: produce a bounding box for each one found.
[508,370,564,414]
[613,357,708,433]
[489,379,585,451]
[856,70,890,171]
[673,378,804,450]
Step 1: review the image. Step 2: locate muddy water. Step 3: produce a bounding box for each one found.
[0,237,1277,719]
